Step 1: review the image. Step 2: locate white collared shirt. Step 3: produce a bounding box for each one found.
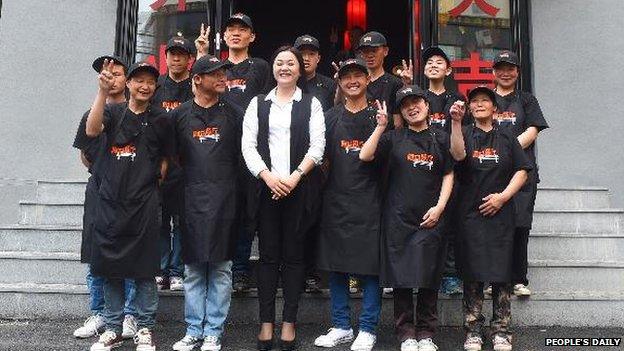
[242,87,325,177]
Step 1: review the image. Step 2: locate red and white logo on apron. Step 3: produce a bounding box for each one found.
[340,140,364,153]
[429,112,446,127]
[110,144,137,161]
[193,127,220,143]
[472,148,499,163]
[494,111,516,125]
[406,152,434,170]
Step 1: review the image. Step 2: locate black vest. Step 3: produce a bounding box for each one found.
[256,93,313,173]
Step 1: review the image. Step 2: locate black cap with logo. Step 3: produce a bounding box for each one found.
[166,36,193,54]
[126,62,160,80]
[395,85,428,107]
[191,55,233,75]
[357,31,387,49]
[422,46,451,65]
[338,58,369,78]
[225,13,254,31]
[294,35,320,51]
[467,86,497,106]
[92,55,127,73]
[493,50,519,67]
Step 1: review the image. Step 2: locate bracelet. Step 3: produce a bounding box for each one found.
[295,167,305,178]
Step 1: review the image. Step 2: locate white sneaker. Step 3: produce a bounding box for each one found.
[400,338,419,351]
[418,338,438,351]
[173,335,202,351]
[513,284,531,297]
[170,276,184,291]
[90,330,124,351]
[350,331,376,351]
[201,335,222,351]
[122,315,138,339]
[463,335,483,351]
[314,327,354,347]
[74,315,106,338]
[492,335,512,351]
[134,328,156,351]
[382,288,393,295]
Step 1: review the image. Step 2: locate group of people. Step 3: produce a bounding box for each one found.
[71,11,548,351]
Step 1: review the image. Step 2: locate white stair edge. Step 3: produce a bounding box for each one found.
[0,251,80,260]
[529,259,624,268]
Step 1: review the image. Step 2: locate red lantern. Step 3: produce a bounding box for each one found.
[345,0,367,49]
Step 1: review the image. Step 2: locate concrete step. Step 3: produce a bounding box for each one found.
[532,209,624,234]
[35,180,86,204]
[0,225,81,253]
[528,232,624,262]
[0,283,622,327]
[527,260,624,294]
[19,202,83,226]
[535,187,611,210]
[0,251,86,285]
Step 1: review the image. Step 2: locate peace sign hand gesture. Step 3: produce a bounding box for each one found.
[399,59,414,86]
[375,100,389,128]
[195,23,210,56]
[98,59,116,93]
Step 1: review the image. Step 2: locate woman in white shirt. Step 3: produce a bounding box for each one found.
[241,46,325,351]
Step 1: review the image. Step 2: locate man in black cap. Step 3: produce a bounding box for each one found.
[170,55,243,351]
[72,55,139,341]
[197,12,271,292]
[357,31,405,129]
[294,34,337,112]
[152,34,195,294]
[86,61,173,351]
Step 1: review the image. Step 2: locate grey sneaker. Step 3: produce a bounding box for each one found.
[201,335,222,351]
[173,335,202,351]
[134,328,156,351]
[170,276,184,291]
[513,284,531,297]
[74,315,105,338]
[122,315,138,339]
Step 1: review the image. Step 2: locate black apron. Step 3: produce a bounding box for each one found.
[456,127,523,282]
[380,129,452,288]
[494,92,537,229]
[317,106,382,276]
[175,101,241,264]
[91,107,164,279]
[80,175,98,263]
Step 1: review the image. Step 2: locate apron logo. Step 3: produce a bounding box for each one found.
[227,78,247,92]
[340,140,364,153]
[429,112,446,127]
[472,148,499,163]
[162,100,181,112]
[495,111,516,125]
[111,144,137,161]
[193,127,220,143]
[406,153,434,170]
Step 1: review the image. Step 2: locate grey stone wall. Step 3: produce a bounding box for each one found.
[0,0,118,224]
[531,0,624,206]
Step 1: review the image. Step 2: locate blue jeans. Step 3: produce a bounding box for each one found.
[86,265,137,316]
[329,272,381,334]
[103,278,158,334]
[160,215,184,277]
[184,261,233,338]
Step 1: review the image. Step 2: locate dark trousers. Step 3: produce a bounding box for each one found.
[394,288,438,341]
[304,216,321,281]
[512,227,530,286]
[463,282,512,338]
[257,189,307,323]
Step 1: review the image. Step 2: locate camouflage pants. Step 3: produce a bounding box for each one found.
[462,281,512,339]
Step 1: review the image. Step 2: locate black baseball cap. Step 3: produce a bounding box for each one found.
[294,35,320,51]
[357,31,387,49]
[92,55,127,73]
[338,58,368,78]
[225,13,254,31]
[422,46,451,65]
[467,86,497,106]
[166,36,193,54]
[126,62,160,80]
[395,85,428,107]
[191,55,233,75]
[493,50,519,67]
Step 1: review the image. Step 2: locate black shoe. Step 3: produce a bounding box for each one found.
[279,338,296,351]
[257,338,274,351]
[232,273,250,292]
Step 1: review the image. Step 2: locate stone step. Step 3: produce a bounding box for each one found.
[527,260,624,293]
[0,225,82,253]
[0,251,86,285]
[528,232,624,262]
[532,209,624,234]
[534,187,611,210]
[19,202,83,226]
[0,283,622,327]
[35,180,86,204]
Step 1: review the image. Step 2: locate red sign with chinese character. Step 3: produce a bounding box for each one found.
[451,52,494,98]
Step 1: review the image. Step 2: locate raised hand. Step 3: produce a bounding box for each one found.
[331,61,341,80]
[399,59,414,86]
[449,100,466,122]
[195,23,210,56]
[98,59,116,93]
[374,100,388,127]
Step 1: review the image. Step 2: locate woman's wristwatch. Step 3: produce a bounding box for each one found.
[295,167,305,178]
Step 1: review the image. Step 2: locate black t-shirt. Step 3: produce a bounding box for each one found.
[425,90,466,133]
[152,74,194,112]
[302,73,337,112]
[73,110,105,173]
[223,57,271,111]
[367,72,404,116]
